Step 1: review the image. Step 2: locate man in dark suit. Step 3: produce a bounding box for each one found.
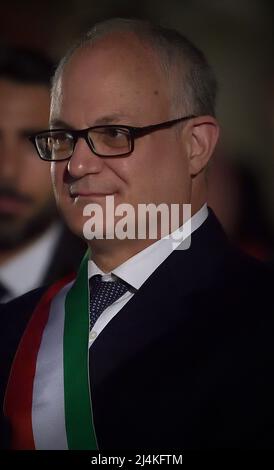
[0,47,85,302]
[1,19,274,450]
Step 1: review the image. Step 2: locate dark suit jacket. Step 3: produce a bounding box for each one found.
[38,224,86,286]
[1,210,274,449]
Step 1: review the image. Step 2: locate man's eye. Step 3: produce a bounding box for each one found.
[105,128,123,138]
[92,127,129,149]
[49,133,71,148]
[53,137,67,148]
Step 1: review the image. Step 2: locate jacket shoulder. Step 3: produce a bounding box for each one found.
[0,287,47,384]
[1,286,47,333]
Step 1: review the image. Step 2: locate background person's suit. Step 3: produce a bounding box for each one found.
[42,225,86,285]
[0,225,86,303]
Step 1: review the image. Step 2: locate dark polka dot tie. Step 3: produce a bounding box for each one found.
[89,274,129,330]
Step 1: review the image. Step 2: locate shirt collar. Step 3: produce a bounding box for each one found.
[88,204,208,290]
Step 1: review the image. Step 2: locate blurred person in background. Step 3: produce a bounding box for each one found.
[0,47,85,302]
[207,152,274,261]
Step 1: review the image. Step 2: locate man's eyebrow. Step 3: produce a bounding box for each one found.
[50,119,72,129]
[21,129,50,137]
[50,114,132,129]
[93,114,131,125]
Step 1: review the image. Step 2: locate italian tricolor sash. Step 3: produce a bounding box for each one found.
[4,252,98,450]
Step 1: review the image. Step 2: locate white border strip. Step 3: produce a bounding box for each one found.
[32,282,73,450]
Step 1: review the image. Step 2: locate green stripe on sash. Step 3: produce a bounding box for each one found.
[64,250,98,449]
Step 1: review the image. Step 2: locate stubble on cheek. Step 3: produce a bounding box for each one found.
[50,161,66,206]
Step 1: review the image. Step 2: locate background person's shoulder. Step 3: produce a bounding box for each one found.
[0,286,47,325]
[0,286,48,363]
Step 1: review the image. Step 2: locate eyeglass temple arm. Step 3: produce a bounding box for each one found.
[130,115,196,137]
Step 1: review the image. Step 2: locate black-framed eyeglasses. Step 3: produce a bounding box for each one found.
[28,115,196,161]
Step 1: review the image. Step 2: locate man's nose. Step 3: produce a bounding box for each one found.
[67,138,104,178]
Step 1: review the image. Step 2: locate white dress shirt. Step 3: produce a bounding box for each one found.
[88,204,208,346]
[0,223,62,302]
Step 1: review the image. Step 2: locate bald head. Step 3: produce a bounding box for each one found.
[52,18,217,119]
[51,32,171,126]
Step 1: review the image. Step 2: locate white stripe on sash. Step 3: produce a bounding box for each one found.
[32,281,73,449]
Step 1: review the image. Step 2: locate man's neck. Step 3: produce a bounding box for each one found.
[88,202,207,273]
[89,237,157,273]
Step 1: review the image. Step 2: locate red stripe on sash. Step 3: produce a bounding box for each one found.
[4,275,74,449]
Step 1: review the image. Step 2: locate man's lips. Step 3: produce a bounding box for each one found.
[69,191,116,197]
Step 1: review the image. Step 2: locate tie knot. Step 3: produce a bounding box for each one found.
[89,275,129,329]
